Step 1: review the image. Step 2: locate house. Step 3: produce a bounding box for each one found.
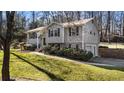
[26,18,99,56]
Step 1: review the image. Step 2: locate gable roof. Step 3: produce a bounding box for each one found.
[47,22,62,28]
[26,26,46,33]
[62,18,94,27]
[26,18,94,33]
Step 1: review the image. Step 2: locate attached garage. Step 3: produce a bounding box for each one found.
[85,44,98,57]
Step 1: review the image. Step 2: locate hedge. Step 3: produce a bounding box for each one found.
[43,46,93,61]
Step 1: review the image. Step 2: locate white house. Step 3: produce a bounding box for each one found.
[26,18,99,56]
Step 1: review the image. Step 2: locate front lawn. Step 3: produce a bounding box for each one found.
[0,50,124,80]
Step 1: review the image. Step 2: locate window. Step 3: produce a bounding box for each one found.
[76,27,79,36]
[69,27,79,36]
[69,44,71,48]
[43,38,46,45]
[58,28,60,37]
[54,28,60,37]
[48,29,50,37]
[54,30,58,36]
[72,31,75,36]
[69,27,71,36]
[76,44,79,50]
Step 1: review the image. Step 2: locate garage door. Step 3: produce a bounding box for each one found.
[85,45,96,56]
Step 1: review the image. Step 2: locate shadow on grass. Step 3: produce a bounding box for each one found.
[41,58,72,72]
[11,53,64,81]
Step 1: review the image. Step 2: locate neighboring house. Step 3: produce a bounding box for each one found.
[26,18,99,56]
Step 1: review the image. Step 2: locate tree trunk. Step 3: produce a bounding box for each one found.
[0,11,15,81]
[108,12,111,43]
[122,13,124,36]
[91,11,94,18]
[77,11,81,20]
[2,42,10,81]
[106,11,111,43]
[100,20,103,41]
[0,42,2,50]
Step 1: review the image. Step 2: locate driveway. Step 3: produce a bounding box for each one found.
[90,57,124,67]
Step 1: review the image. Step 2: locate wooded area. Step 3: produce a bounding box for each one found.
[14,11,124,42]
[0,11,123,43]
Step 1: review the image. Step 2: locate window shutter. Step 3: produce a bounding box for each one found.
[69,27,71,36]
[76,27,79,36]
[48,29,50,37]
[58,28,60,37]
[43,38,46,45]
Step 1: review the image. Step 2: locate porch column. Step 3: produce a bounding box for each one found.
[27,33,29,44]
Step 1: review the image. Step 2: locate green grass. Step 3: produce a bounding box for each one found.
[1,50,124,80]
[95,65,124,72]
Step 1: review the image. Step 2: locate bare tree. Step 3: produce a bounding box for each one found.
[32,11,35,28]
[122,12,124,36]
[77,11,81,20]
[0,11,3,50]
[97,11,103,41]
[0,11,15,81]
[104,11,111,43]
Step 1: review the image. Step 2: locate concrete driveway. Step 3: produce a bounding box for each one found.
[90,57,124,67]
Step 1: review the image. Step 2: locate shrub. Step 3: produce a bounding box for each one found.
[79,51,87,60]
[43,46,93,61]
[25,44,37,51]
[63,48,73,57]
[71,49,80,59]
[56,49,64,56]
[11,42,20,49]
[85,51,93,61]
[11,40,20,49]
[99,46,108,48]
[49,46,58,54]
[44,46,59,54]
[43,46,51,54]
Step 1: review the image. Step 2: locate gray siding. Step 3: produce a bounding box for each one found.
[83,21,99,44]
[64,26,82,43]
[64,43,82,49]
[46,24,64,43]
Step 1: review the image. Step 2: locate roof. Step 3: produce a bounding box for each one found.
[62,18,94,27]
[26,26,46,33]
[26,18,94,33]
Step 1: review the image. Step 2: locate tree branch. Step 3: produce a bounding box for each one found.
[0,34,5,41]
